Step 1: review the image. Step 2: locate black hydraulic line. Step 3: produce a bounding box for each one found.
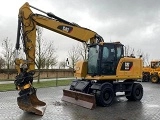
[46,12,73,25]
[29,4,47,14]
[16,18,21,50]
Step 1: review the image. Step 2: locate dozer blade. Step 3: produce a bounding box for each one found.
[62,89,96,109]
[17,92,46,116]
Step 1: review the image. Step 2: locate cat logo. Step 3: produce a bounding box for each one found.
[62,26,70,32]
[125,62,130,70]
[57,25,73,33]
[120,62,133,71]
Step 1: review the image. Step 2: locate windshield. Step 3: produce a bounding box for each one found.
[151,61,160,68]
[88,45,99,75]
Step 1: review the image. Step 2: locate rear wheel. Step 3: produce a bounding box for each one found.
[126,83,143,101]
[151,75,159,83]
[96,83,115,106]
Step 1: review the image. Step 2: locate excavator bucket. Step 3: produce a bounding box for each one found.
[62,89,96,109]
[17,92,46,115]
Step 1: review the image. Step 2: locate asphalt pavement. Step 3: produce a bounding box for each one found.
[1,82,160,120]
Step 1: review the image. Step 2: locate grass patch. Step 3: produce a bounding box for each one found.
[0,79,73,92]
[0,84,15,92]
[33,80,73,88]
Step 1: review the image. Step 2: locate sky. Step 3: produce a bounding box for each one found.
[0,0,160,65]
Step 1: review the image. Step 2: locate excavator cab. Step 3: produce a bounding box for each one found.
[87,42,123,76]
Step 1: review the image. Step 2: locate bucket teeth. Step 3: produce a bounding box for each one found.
[17,92,46,115]
[62,89,96,109]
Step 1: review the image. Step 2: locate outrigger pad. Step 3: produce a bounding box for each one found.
[62,89,96,109]
[17,92,46,116]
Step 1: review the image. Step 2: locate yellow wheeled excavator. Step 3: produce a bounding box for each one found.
[14,2,143,116]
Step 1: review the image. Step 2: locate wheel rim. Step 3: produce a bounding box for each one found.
[152,77,158,82]
[103,89,114,104]
[135,88,140,96]
[104,91,110,101]
[97,84,114,106]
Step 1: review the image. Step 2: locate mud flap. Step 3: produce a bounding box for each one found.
[62,89,96,109]
[17,92,46,115]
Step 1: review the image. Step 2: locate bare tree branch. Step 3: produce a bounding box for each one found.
[78,42,88,60]
[35,27,57,81]
[68,45,80,70]
[1,37,14,79]
[0,56,5,69]
[59,60,66,69]
[125,45,150,66]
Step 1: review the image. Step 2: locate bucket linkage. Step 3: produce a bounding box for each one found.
[14,70,46,116]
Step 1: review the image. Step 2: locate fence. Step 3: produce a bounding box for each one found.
[0,69,74,80]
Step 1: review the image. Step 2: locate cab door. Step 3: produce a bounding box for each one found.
[100,43,123,75]
[100,44,116,75]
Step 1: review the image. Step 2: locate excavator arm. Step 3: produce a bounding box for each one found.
[14,2,103,115]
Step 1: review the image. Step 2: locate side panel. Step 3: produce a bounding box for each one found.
[116,57,142,78]
[74,61,87,78]
[116,57,143,77]
[85,57,143,80]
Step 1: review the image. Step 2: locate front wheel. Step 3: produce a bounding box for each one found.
[151,75,159,83]
[96,83,115,106]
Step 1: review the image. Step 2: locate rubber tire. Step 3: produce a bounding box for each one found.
[151,75,159,83]
[126,83,143,101]
[142,74,150,82]
[126,95,133,101]
[96,83,115,107]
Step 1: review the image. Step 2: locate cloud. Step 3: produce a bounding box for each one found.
[0,0,160,62]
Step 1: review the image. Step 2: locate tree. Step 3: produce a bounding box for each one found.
[136,49,150,66]
[59,60,66,69]
[0,56,5,69]
[35,27,44,82]
[78,42,88,60]
[143,53,150,66]
[68,45,80,70]
[124,45,150,66]
[124,45,135,57]
[45,42,57,69]
[45,42,57,77]
[1,37,14,79]
[35,27,57,81]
